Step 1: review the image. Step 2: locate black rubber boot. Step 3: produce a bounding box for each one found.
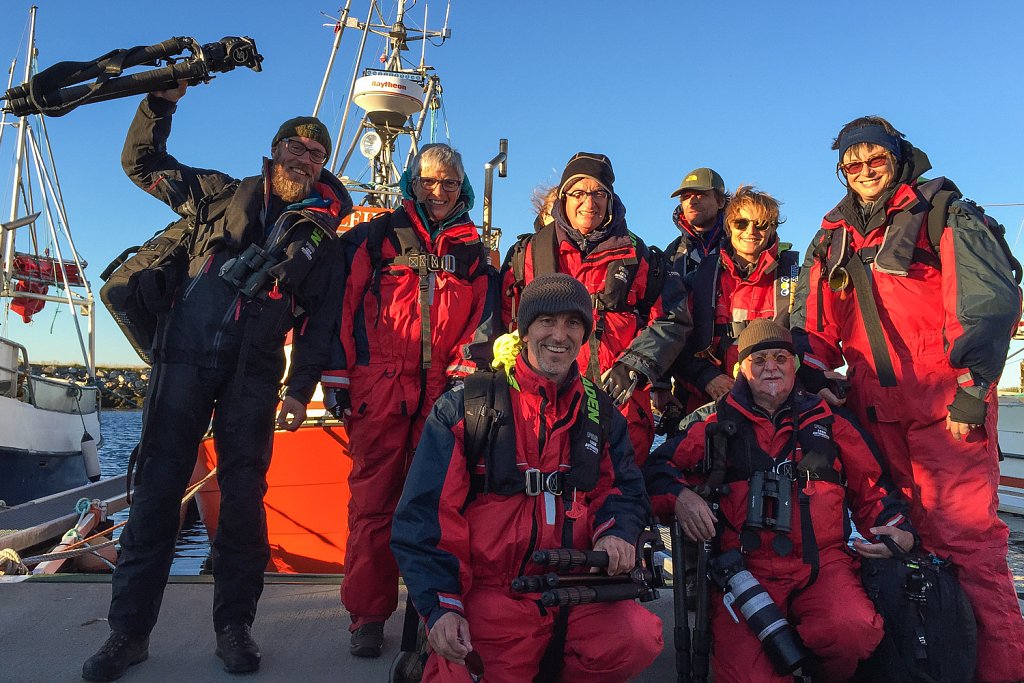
[350,622,385,658]
[82,631,149,681]
[215,624,261,674]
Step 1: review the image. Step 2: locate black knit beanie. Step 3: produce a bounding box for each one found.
[272,116,332,159]
[518,273,594,342]
[736,319,794,362]
[558,152,615,196]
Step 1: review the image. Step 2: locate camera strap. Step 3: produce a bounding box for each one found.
[798,487,819,588]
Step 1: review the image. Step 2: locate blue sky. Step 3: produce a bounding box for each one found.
[3,1,1024,382]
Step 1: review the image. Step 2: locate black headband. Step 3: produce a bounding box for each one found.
[837,124,901,160]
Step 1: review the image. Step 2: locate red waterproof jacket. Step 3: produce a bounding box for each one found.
[391,355,650,628]
[500,195,691,383]
[327,193,496,415]
[645,380,913,576]
[667,241,799,400]
[791,146,1021,409]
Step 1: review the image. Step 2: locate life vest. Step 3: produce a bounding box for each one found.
[505,222,666,328]
[461,369,609,496]
[365,210,487,371]
[505,223,666,381]
[812,177,1023,387]
[701,394,841,584]
[687,246,799,364]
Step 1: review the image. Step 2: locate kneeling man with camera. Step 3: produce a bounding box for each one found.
[645,319,916,682]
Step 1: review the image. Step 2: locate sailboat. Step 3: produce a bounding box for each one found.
[0,7,101,508]
[191,0,505,573]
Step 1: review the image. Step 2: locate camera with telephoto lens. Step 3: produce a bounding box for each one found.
[708,549,810,674]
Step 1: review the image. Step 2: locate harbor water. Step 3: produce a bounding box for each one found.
[98,410,1024,592]
[98,409,209,574]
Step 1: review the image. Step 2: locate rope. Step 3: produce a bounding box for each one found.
[0,548,28,575]
[11,467,220,569]
[21,537,118,565]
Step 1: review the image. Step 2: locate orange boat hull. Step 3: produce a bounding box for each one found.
[193,422,352,574]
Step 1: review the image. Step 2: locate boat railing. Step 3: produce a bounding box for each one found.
[0,335,31,401]
[0,335,98,414]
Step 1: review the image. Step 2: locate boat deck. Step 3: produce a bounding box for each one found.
[0,575,680,682]
[0,475,127,552]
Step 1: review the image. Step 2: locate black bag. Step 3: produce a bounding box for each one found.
[100,181,238,365]
[855,552,976,683]
[99,217,193,365]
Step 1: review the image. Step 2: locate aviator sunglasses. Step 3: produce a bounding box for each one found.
[729,218,774,232]
[839,154,889,176]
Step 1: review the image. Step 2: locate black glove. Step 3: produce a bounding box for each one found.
[602,362,646,407]
[947,387,987,425]
[796,363,828,394]
[325,387,351,419]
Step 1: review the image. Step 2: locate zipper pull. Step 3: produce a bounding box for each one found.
[802,470,816,496]
[268,279,282,300]
[566,490,586,520]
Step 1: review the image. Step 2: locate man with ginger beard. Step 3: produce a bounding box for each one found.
[83,82,352,681]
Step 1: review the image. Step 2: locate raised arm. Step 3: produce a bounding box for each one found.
[121,88,235,217]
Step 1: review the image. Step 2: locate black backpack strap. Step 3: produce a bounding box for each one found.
[463,371,516,495]
[531,223,560,277]
[637,243,666,325]
[845,251,898,388]
[463,371,497,492]
[798,488,819,588]
[506,234,531,329]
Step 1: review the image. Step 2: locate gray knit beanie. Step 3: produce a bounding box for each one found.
[518,273,594,342]
[736,318,794,362]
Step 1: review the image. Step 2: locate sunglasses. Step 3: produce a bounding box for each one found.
[729,218,774,233]
[282,138,328,165]
[839,154,889,176]
[747,351,794,368]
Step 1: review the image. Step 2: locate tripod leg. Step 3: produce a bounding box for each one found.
[670,520,692,682]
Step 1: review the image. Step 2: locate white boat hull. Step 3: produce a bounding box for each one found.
[0,386,101,507]
[997,396,1024,515]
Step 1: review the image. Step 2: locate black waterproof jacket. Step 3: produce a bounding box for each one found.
[122,95,353,402]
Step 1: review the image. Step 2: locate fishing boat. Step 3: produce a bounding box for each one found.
[0,7,101,508]
[191,0,506,573]
[997,330,1024,515]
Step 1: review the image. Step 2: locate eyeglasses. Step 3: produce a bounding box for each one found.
[416,176,462,192]
[729,218,774,233]
[839,154,889,176]
[282,138,328,165]
[746,351,794,368]
[565,189,610,202]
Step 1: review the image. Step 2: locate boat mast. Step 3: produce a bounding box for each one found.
[1,7,35,285]
[324,0,451,209]
[312,0,353,118]
[1,6,97,378]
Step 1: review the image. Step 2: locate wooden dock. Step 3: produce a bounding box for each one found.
[0,575,680,682]
[0,475,127,553]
